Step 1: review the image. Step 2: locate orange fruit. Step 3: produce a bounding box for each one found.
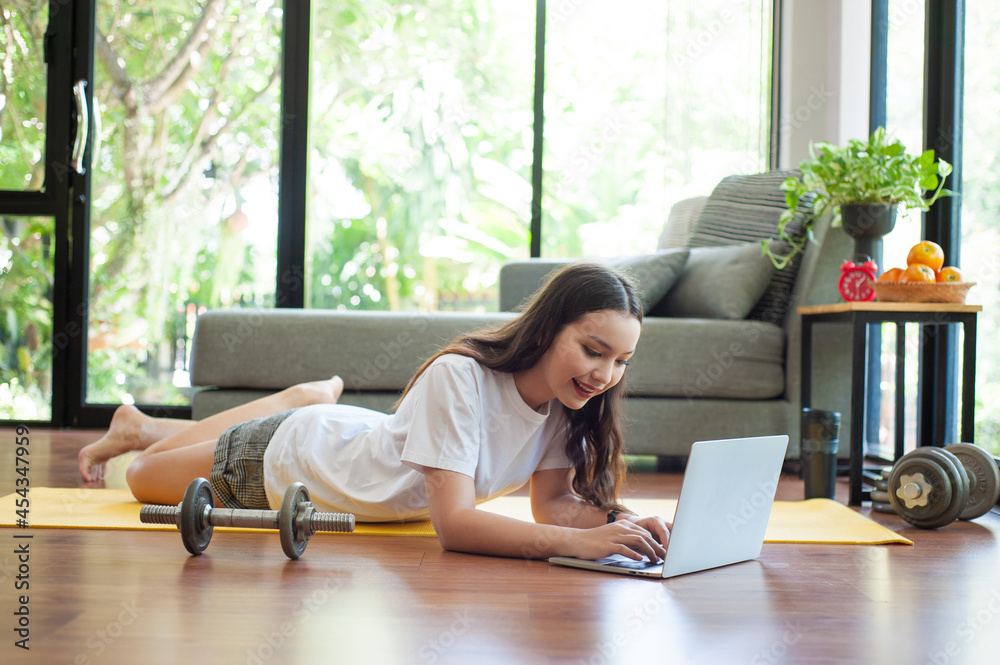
[879,267,904,282]
[900,263,937,283]
[936,266,963,282]
[906,240,945,272]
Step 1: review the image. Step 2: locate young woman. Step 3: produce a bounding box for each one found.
[80,262,669,563]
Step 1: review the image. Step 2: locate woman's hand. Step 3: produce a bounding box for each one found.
[569,518,668,563]
[619,514,671,550]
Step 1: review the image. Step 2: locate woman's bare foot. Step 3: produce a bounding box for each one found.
[78,405,193,481]
[309,375,344,404]
[287,375,345,407]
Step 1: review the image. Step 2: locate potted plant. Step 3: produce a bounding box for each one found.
[765,127,955,269]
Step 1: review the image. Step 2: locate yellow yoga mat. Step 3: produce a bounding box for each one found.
[0,487,912,545]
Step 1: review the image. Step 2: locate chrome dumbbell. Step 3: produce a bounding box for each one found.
[140,478,355,559]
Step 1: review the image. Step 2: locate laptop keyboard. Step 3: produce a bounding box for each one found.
[602,556,660,571]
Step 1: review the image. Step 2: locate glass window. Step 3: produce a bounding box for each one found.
[306,1,535,313]
[961,1,1000,457]
[874,0,926,458]
[54,0,778,418]
[0,2,48,191]
[86,1,284,405]
[0,216,54,420]
[882,0,926,268]
[543,0,773,258]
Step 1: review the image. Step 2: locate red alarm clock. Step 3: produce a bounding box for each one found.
[839,257,878,301]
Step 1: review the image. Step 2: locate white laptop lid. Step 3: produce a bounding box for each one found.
[661,435,788,578]
[548,434,788,578]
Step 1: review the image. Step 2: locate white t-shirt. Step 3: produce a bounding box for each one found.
[262,354,572,521]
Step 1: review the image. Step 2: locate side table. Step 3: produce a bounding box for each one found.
[798,301,981,505]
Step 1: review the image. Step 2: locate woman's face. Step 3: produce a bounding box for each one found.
[528,309,641,411]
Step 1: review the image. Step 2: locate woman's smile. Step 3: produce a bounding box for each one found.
[572,378,598,399]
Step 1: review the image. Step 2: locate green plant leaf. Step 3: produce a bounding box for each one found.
[884,142,905,157]
[764,127,961,269]
[920,174,939,190]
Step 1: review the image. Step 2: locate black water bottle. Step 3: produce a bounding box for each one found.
[801,408,841,500]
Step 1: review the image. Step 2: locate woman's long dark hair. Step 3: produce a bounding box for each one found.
[398,262,643,510]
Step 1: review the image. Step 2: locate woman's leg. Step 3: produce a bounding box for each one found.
[78,406,196,481]
[125,439,218,505]
[79,376,344,481]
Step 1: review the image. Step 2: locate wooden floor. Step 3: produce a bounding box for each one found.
[2,427,1000,665]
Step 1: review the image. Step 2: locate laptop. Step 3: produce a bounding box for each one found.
[549,434,788,579]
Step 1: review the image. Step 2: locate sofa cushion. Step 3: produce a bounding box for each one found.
[657,196,709,249]
[190,309,516,391]
[498,259,569,312]
[610,249,689,314]
[647,242,773,319]
[625,318,785,399]
[685,171,813,323]
[498,251,689,316]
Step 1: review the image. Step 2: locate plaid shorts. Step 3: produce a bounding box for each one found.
[209,409,297,509]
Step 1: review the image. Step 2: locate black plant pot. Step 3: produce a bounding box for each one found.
[840,203,898,266]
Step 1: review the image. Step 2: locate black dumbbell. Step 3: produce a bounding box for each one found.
[140,478,355,558]
[879,443,1000,529]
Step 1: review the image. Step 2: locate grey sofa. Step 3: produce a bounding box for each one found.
[189,172,854,460]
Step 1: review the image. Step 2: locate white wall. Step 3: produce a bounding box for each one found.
[778,0,872,167]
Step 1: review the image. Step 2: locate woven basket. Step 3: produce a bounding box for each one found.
[870,280,976,304]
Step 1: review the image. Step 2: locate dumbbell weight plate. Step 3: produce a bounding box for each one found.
[870,469,893,512]
[871,500,896,514]
[870,489,891,503]
[927,447,972,517]
[946,443,1000,520]
[887,448,967,529]
[909,447,971,527]
[180,477,215,555]
[279,483,311,559]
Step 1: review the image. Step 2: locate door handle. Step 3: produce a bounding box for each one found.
[72,80,89,175]
[92,89,102,172]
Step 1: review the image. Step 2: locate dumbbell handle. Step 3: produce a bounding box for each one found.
[140,503,355,534]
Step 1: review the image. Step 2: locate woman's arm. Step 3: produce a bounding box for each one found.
[529,467,618,528]
[424,467,666,562]
[529,467,671,548]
